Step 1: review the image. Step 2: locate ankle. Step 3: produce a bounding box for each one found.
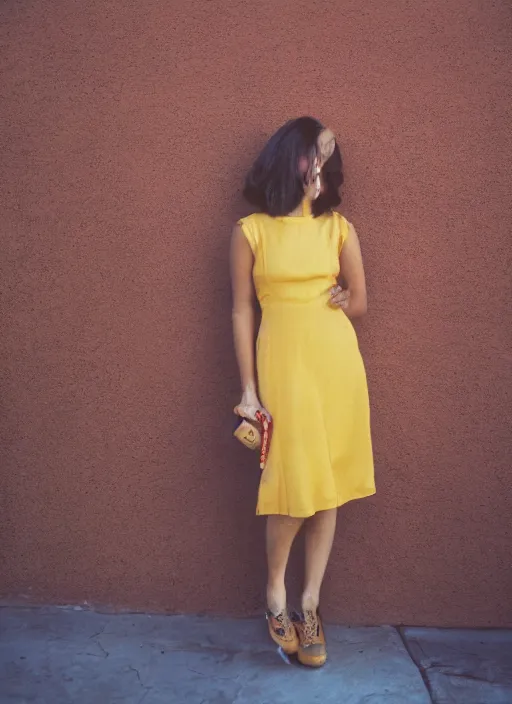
[267,582,286,616]
[301,590,319,614]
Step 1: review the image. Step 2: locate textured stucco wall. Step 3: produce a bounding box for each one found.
[1,0,511,626]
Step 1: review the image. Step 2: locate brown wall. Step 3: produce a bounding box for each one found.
[1,0,511,627]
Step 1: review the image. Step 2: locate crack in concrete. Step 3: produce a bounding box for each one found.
[187,666,240,683]
[187,667,208,678]
[136,687,153,704]
[434,668,501,685]
[127,665,153,703]
[396,627,435,703]
[87,625,110,659]
[92,638,109,658]
[128,665,143,684]
[145,642,251,656]
[89,625,107,640]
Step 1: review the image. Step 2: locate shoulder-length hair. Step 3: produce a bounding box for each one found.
[243,116,343,218]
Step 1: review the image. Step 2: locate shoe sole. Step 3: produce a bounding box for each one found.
[298,652,327,668]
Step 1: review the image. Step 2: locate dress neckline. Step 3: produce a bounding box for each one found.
[279,199,313,220]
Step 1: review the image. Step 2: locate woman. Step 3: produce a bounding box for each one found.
[230,117,375,667]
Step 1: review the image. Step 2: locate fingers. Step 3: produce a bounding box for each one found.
[234,404,272,422]
[258,408,272,422]
[331,296,349,309]
[329,286,350,309]
[234,404,257,421]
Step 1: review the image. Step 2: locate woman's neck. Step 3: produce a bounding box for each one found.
[288,198,312,217]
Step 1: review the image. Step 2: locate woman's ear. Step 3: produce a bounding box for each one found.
[298,155,309,175]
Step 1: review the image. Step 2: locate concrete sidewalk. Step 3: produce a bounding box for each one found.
[1,608,511,704]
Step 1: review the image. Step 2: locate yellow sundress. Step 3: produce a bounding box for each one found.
[238,204,375,518]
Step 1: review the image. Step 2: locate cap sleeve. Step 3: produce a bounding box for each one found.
[237,216,258,255]
[336,212,350,254]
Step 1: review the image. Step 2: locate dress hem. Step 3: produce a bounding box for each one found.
[256,488,376,519]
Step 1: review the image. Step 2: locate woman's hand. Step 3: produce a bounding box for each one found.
[329,284,350,310]
[234,388,271,422]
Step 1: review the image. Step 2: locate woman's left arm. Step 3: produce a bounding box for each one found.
[330,222,368,318]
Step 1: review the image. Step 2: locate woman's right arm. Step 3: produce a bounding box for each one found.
[230,224,268,419]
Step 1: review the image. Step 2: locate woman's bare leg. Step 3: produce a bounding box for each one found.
[266,515,303,615]
[302,508,337,612]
